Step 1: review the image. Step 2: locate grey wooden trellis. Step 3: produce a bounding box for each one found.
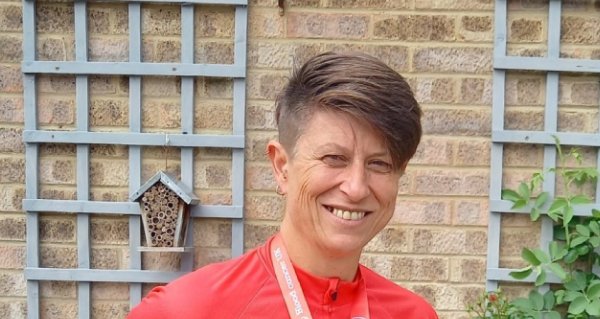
[21,0,248,318]
[487,0,600,291]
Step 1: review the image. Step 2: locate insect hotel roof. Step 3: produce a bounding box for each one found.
[129,171,199,205]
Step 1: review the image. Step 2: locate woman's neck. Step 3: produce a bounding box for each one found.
[279,225,361,282]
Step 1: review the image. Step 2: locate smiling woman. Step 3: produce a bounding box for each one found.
[128,52,438,319]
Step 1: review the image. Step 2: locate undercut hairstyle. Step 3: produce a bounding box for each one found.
[275,51,422,170]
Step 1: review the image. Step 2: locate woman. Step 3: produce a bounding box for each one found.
[128,52,438,318]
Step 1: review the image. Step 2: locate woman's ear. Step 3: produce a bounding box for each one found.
[266,140,289,194]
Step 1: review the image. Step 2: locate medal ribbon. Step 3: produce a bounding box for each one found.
[271,234,370,319]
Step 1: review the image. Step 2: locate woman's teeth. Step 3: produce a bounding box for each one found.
[331,208,365,221]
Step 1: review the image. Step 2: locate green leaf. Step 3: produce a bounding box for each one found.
[587,282,600,299]
[549,241,567,260]
[502,189,522,202]
[511,297,532,311]
[535,269,547,286]
[574,271,588,288]
[534,192,549,208]
[522,248,542,266]
[543,290,555,310]
[586,299,600,316]
[570,195,591,205]
[563,206,574,226]
[531,248,551,264]
[546,311,561,319]
[512,199,528,210]
[571,236,589,247]
[518,182,531,199]
[576,224,591,237]
[592,209,600,219]
[564,290,582,302]
[589,221,600,235]
[548,198,567,215]
[547,262,567,281]
[529,290,544,311]
[510,267,533,280]
[576,245,590,256]
[531,207,541,221]
[555,290,565,304]
[568,295,588,315]
[589,236,600,248]
[564,249,579,264]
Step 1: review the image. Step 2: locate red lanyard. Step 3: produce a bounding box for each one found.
[271,235,370,319]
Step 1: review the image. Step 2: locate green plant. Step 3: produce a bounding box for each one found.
[500,138,600,318]
[468,289,518,318]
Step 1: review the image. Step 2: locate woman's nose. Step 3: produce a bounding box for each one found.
[339,164,370,201]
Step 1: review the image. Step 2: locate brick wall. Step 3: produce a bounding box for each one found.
[1,0,600,318]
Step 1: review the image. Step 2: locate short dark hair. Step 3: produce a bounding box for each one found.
[275,51,422,170]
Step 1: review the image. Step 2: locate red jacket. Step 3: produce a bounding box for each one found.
[128,235,438,318]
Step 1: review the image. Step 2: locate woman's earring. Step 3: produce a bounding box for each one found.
[276,185,285,196]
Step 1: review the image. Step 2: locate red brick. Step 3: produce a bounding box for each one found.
[39,158,76,185]
[422,109,491,136]
[36,4,74,33]
[455,139,490,166]
[89,37,129,62]
[390,256,449,281]
[414,78,456,103]
[0,65,23,93]
[142,6,181,36]
[248,9,285,38]
[0,128,23,153]
[40,281,76,299]
[0,272,26,297]
[38,97,76,126]
[194,247,231,268]
[91,282,129,300]
[90,99,129,126]
[91,302,130,319]
[415,169,489,196]
[0,157,25,183]
[509,18,543,42]
[416,0,493,10]
[193,219,232,248]
[413,47,492,74]
[392,199,452,225]
[0,245,25,269]
[287,13,369,39]
[459,77,492,105]
[561,16,600,44]
[364,227,410,254]
[245,164,275,191]
[453,200,488,226]
[195,42,233,64]
[88,7,111,35]
[0,96,24,124]
[0,5,23,32]
[195,6,235,38]
[373,15,455,41]
[245,193,284,221]
[0,35,22,63]
[326,0,409,9]
[195,102,233,132]
[244,222,278,249]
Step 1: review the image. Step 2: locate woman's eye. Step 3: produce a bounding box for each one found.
[369,160,392,173]
[322,155,346,167]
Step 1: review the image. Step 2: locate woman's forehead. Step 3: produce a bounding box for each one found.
[296,111,389,152]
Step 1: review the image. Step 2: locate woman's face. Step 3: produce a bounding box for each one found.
[272,110,405,257]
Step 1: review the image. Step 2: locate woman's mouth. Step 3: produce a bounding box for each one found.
[325,206,369,221]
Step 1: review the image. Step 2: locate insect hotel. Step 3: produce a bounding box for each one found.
[130,171,199,250]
